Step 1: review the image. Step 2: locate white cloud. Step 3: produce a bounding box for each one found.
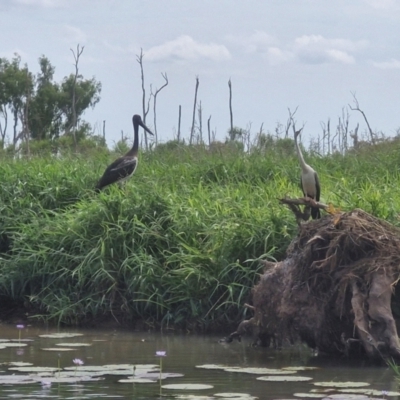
[63,25,87,45]
[293,34,366,64]
[145,35,231,62]
[264,47,293,65]
[13,0,64,7]
[364,0,397,10]
[326,49,355,64]
[238,30,277,53]
[372,58,400,69]
[232,32,365,66]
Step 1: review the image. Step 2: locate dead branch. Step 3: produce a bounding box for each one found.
[136,49,151,150]
[285,106,298,138]
[228,78,233,140]
[349,92,375,144]
[279,196,329,225]
[70,44,85,150]
[189,76,199,145]
[152,72,168,145]
[177,105,182,142]
[198,101,203,144]
[207,115,212,146]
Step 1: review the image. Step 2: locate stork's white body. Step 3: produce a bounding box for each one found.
[294,129,321,219]
[300,165,318,198]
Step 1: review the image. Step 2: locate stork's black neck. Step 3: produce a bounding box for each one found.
[126,118,140,157]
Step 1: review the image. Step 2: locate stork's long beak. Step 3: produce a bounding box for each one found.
[139,120,154,135]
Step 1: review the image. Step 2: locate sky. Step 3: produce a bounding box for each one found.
[1,0,400,148]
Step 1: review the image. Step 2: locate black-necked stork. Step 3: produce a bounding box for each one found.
[95,114,153,191]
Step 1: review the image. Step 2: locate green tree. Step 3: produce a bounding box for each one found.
[0,52,102,151]
[59,75,101,135]
[0,58,10,147]
[2,55,33,147]
[29,56,61,140]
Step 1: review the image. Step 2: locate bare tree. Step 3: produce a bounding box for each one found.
[337,107,350,154]
[152,72,168,145]
[0,104,8,148]
[22,69,31,156]
[70,44,85,150]
[190,76,199,145]
[350,123,360,149]
[136,49,151,150]
[103,120,106,141]
[228,78,233,140]
[244,122,252,152]
[275,121,284,139]
[177,105,182,142]
[320,121,327,155]
[207,115,212,146]
[197,101,203,144]
[349,92,375,144]
[285,106,298,138]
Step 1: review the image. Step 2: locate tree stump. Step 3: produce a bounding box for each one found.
[224,208,400,360]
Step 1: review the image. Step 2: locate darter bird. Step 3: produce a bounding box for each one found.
[95,114,153,191]
[294,128,321,219]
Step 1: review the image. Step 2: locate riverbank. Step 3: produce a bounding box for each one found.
[1,139,400,330]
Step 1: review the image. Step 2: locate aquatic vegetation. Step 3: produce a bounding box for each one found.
[257,375,313,381]
[162,383,214,390]
[312,381,370,388]
[73,358,84,375]
[0,328,394,398]
[16,324,24,343]
[156,350,166,396]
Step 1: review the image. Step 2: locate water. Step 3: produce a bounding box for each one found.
[0,323,397,399]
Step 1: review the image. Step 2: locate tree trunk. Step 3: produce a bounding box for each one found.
[190,76,199,145]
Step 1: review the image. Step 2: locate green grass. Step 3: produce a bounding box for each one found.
[1,139,400,329]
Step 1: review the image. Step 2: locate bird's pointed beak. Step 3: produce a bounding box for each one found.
[139,121,154,135]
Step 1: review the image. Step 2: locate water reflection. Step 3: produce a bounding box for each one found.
[0,324,396,399]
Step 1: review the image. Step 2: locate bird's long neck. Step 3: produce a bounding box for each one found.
[126,121,139,157]
[294,136,309,173]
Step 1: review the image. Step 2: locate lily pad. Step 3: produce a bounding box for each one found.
[257,375,313,382]
[0,374,39,384]
[162,383,214,390]
[283,366,319,371]
[55,342,92,347]
[224,367,296,375]
[32,376,104,383]
[337,388,400,396]
[0,343,27,347]
[39,333,84,338]
[137,372,184,379]
[175,396,216,400]
[118,378,156,383]
[8,366,59,372]
[293,394,325,398]
[41,347,76,351]
[214,393,256,398]
[63,363,157,371]
[321,395,371,400]
[313,381,370,388]
[8,362,33,366]
[196,364,230,370]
